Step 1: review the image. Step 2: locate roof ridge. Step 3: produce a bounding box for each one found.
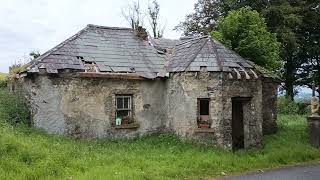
[175,36,209,46]
[177,37,209,72]
[87,24,133,30]
[209,37,223,71]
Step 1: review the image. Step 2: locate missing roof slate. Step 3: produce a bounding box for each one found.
[23,24,272,79]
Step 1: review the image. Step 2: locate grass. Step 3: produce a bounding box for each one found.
[1,89,320,179]
[0,73,8,88]
[0,72,7,81]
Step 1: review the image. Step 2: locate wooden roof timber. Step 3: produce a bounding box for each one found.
[78,72,147,80]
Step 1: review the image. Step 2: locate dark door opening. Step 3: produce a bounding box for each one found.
[232,98,250,150]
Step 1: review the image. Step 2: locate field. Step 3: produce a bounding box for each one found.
[0,88,320,179]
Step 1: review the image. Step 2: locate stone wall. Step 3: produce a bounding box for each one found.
[16,73,167,139]
[166,72,263,149]
[12,70,272,149]
[262,78,278,135]
[221,74,263,149]
[166,71,223,145]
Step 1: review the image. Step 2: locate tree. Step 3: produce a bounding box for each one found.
[174,0,222,35]
[297,0,320,95]
[212,7,281,70]
[221,0,306,100]
[221,0,269,13]
[262,0,305,101]
[148,0,165,38]
[122,0,144,30]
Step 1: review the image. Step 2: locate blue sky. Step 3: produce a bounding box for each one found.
[0,0,196,73]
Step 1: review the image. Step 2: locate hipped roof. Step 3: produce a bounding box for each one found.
[25,24,276,80]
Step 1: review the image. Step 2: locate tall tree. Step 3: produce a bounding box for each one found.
[212,7,281,70]
[262,0,305,100]
[174,0,222,35]
[148,0,165,38]
[221,0,269,13]
[122,0,144,30]
[297,0,320,95]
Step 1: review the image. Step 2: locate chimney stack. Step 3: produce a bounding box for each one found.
[135,26,148,40]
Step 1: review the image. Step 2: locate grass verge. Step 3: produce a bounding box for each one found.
[0,88,319,179]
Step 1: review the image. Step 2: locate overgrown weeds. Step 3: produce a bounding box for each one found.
[0,89,319,179]
[0,88,29,125]
[0,73,7,88]
[277,96,310,115]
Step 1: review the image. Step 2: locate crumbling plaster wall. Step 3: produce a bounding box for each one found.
[20,74,167,138]
[167,72,263,149]
[166,71,223,144]
[14,70,268,149]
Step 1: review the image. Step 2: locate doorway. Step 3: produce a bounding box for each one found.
[232,97,250,150]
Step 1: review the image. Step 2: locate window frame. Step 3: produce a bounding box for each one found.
[115,95,133,120]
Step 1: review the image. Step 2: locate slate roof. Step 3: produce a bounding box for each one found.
[26,24,269,79]
[150,38,181,50]
[168,36,253,72]
[27,24,166,79]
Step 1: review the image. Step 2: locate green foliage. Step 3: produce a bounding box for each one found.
[174,0,221,35]
[296,1,320,94]
[8,63,29,80]
[277,96,299,114]
[0,73,8,88]
[8,50,40,80]
[0,90,319,179]
[213,7,281,70]
[0,89,29,125]
[277,96,309,115]
[262,0,305,101]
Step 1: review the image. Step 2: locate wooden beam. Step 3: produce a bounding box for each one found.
[78,72,147,80]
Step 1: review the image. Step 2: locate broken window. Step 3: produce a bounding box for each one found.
[197,98,210,128]
[115,95,133,125]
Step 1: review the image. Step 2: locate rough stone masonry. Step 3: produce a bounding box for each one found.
[11,24,279,150]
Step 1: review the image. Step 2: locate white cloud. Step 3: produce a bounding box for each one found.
[0,0,196,72]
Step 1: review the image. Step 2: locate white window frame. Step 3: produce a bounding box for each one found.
[115,95,132,119]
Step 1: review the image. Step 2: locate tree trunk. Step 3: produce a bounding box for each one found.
[285,82,294,101]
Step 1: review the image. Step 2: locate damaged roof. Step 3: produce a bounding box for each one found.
[168,36,252,72]
[26,24,272,80]
[27,24,166,79]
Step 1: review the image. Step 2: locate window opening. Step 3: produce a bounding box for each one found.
[115,95,133,125]
[197,98,210,128]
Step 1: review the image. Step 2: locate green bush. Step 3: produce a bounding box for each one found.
[0,89,29,125]
[0,73,7,88]
[277,96,309,115]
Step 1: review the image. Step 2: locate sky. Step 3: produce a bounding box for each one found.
[0,0,196,73]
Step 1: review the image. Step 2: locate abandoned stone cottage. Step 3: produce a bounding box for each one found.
[12,24,278,150]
